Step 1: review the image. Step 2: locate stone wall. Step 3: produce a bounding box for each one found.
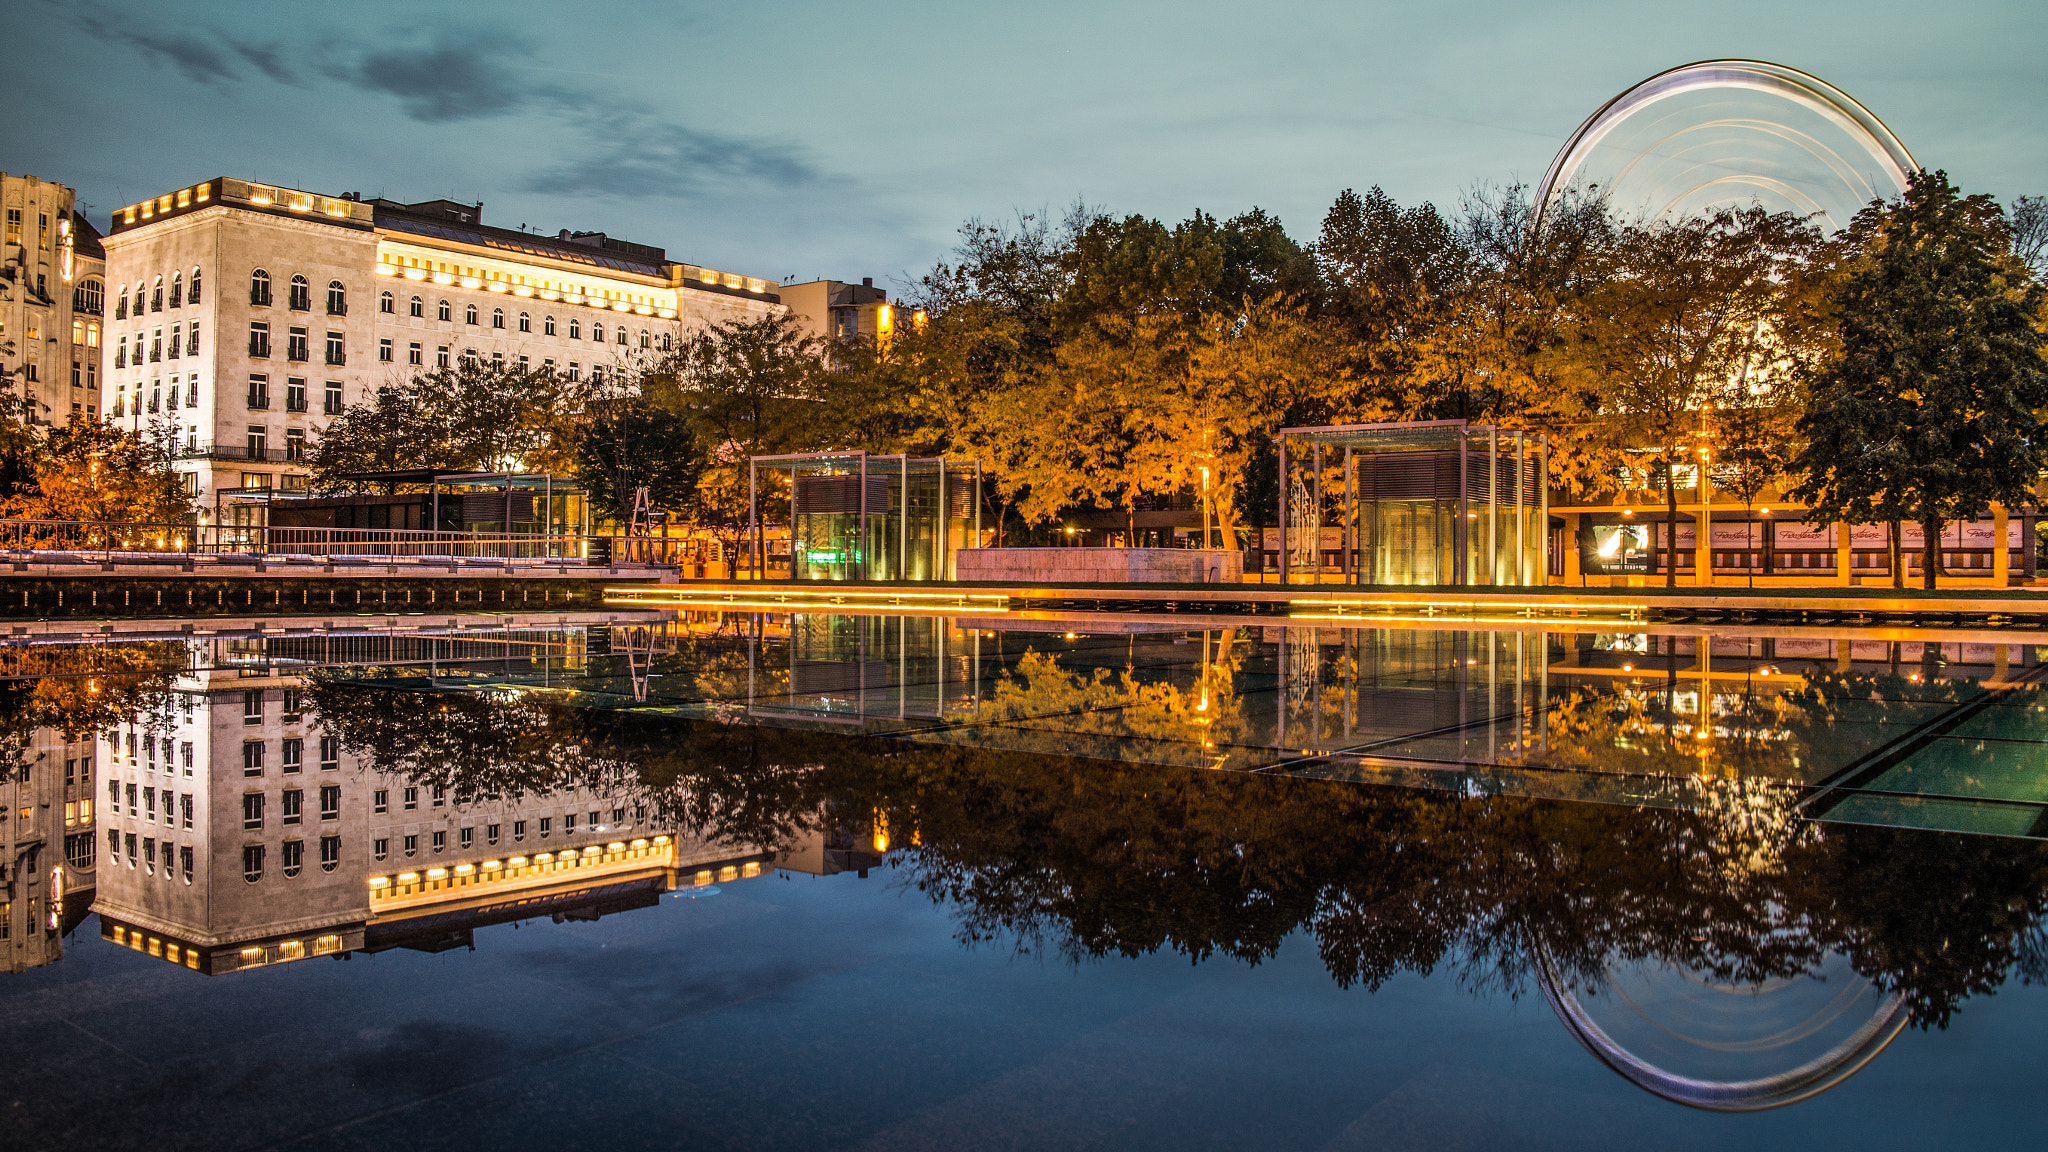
[955,547,1243,585]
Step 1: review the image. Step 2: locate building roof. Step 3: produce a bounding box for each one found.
[373,209,671,279]
[69,211,104,260]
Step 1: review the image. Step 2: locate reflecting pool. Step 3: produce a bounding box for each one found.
[3,612,2045,1149]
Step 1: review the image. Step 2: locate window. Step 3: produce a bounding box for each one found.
[168,323,180,360]
[190,268,202,304]
[181,742,193,772]
[187,323,199,355]
[491,351,504,366]
[372,788,388,814]
[436,345,450,368]
[326,332,345,365]
[144,838,157,871]
[282,737,304,771]
[248,322,271,358]
[409,295,423,318]
[327,280,347,315]
[115,336,126,369]
[320,735,339,770]
[182,845,193,882]
[185,375,197,406]
[242,740,264,776]
[437,299,451,321]
[459,827,474,849]
[431,785,445,808]
[408,341,422,366]
[320,836,340,872]
[251,269,272,305]
[640,331,650,349]
[243,845,264,883]
[281,839,304,878]
[319,785,340,820]
[151,277,163,312]
[517,311,531,332]
[282,688,302,719]
[374,837,389,861]
[592,322,604,343]
[285,378,307,412]
[431,830,446,852]
[538,817,551,837]
[661,332,672,352]
[486,823,501,845]
[242,793,264,829]
[116,288,128,320]
[281,789,302,824]
[324,381,343,414]
[513,819,526,841]
[544,316,556,335]
[565,362,579,382]
[144,786,155,821]
[182,792,193,827]
[288,275,311,311]
[378,338,393,363]
[150,329,162,361]
[379,290,395,314]
[464,303,478,325]
[133,283,145,315]
[170,273,183,308]
[492,307,505,329]
[402,786,417,811]
[568,318,580,340]
[247,374,269,409]
[287,327,308,361]
[402,834,417,857]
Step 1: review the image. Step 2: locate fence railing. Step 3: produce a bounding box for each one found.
[0,519,703,566]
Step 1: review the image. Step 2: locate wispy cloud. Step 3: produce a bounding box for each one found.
[342,31,535,122]
[525,117,819,198]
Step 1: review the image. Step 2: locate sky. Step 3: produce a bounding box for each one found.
[6,0,2042,291]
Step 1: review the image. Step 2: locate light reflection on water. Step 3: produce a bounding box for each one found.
[3,611,2046,1147]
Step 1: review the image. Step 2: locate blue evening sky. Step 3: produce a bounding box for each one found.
[6,0,2041,288]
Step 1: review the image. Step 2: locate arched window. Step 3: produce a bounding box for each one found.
[410,295,424,318]
[115,284,128,319]
[465,303,478,325]
[170,272,183,309]
[437,300,451,322]
[591,322,604,343]
[660,332,672,352]
[379,290,395,314]
[189,267,202,304]
[288,274,310,311]
[491,307,504,329]
[568,318,581,340]
[616,326,627,346]
[250,270,270,306]
[151,276,163,312]
[638,330,649,349]
[543,315,556,336]
[74,278,103,316]
[517,312,530,333]
[327,280,347,315]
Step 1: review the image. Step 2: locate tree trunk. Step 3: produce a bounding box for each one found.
[1664,461,1680,589]
[1921,513,1943,591]
[1889,520,1903,589]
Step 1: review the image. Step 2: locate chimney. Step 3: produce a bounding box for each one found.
[862,277,873,288]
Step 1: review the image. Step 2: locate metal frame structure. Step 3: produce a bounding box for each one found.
[748,451,981,582]
[1275,419,1549,587]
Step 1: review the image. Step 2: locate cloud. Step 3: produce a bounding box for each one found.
[345,32,534,122]
[69,6,295,87]
[525,117,820,198]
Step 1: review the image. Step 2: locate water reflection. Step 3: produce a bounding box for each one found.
[7,612,2048,1115]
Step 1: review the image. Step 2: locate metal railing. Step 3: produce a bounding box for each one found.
[0,519,681,566]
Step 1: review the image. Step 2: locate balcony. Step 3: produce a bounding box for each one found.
[176,442,293,463]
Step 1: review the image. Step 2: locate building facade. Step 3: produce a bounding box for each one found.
[101,178,784,515]
[777,277,893,344]
[2,173,105,429]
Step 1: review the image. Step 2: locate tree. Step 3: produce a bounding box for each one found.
[1556,206,1819,586]
[1711,401,1800,587]
[308,360,571,493]
[5,414,189,525]
[573,397,706,526]
[2010,194,2048,279]
[1789,170,2048,590]
[307,383,440,492]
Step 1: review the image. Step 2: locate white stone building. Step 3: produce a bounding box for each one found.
[2,172,106,428]
[101,178,784,517]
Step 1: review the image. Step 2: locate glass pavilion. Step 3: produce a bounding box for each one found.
[749,451,981,582]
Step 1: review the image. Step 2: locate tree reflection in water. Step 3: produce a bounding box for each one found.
[302,675,2048,1108]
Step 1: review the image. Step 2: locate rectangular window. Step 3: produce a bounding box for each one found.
[168,323,181,360]
[243,688,263,722]
[247,374,269,409]
[513,819,526,841]
[538,817,551,837]
[126,781,137,815]
[323,381,343,414]
[325,332,345,365]
[181,845,193,882]
[282,839,304,877]
[378,338,393,363]
[242,740,264,777]
[188,323,199,355]
[126,833,138,863]
[242,792,264,829]
[431,830,446,852]
[246,426,267,461]
[281,789,302,824]
[402,834,418,857]
[564,812,576,833]
[145,838,157,870]
[282,688,302,720]
[459,827,474,849]
[402,786,417,811]
[319,836,340,870]
[320,735,339,770]
[408,341,422,366]
[431,785,444,808]
[243,845,264,882]
[374,837,389,861]
[182,792,192,828]
[436,345,450,368]
[281,738,303,773]
[287,326,309,361]
[285,429,306,460]
[285,378,307,412]
[319,785,340,819]
[248,322,270,358]
[487,823,500,845]
[144,786,156,821]
[372,788,387,814]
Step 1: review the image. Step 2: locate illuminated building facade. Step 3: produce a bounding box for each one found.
[1,172,105,427]
[100,179,785,514]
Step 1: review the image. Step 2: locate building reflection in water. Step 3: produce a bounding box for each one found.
[7,611,2048,1113]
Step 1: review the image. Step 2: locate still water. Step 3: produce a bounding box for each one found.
[2,612,2044,1150]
